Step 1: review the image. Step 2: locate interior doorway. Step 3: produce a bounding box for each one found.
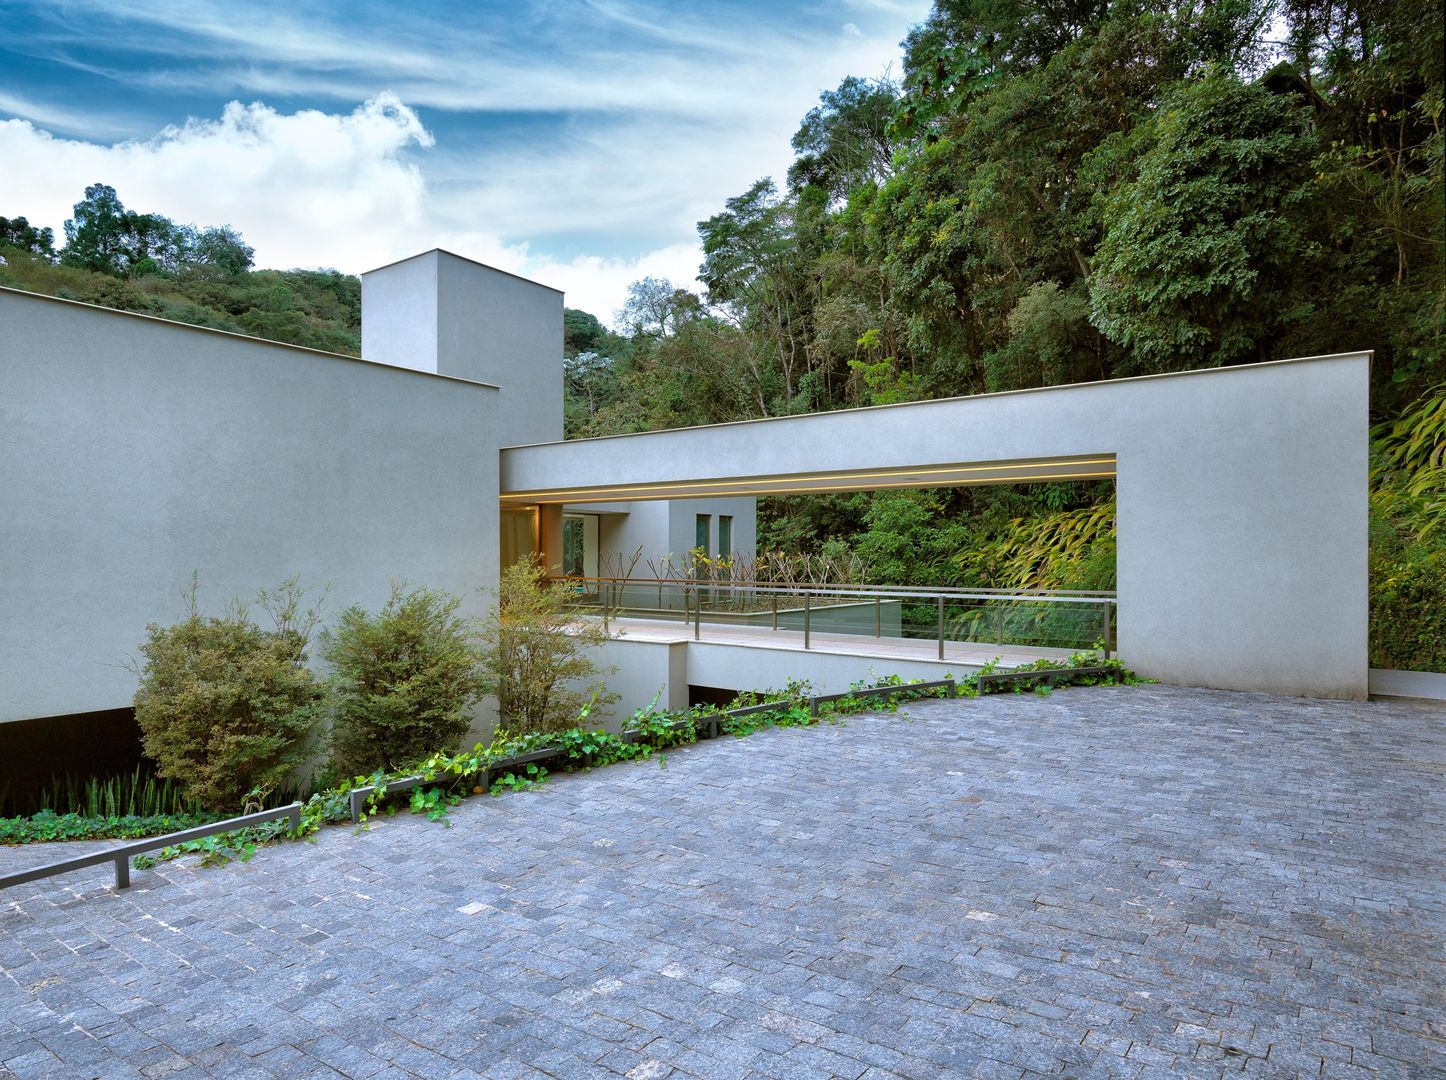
[563,513,599,578]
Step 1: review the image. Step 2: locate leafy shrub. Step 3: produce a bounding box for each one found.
[481,557,618,735]
[323,584,488,777]
[1370,546,1446,671]
[132,578,325,813]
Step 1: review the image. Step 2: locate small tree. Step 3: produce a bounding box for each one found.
[323,584,487,777]
[132,578,324,813]
[481,557,617,735]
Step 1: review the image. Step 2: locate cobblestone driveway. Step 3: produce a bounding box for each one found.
[1,685,1442,1079]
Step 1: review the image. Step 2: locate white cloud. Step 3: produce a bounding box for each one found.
[0,0,933,324]
[0,92,704,319]
[0,94,432,265]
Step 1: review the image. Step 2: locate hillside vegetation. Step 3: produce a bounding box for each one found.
[556,0,1443,667]
[1,188,364,355]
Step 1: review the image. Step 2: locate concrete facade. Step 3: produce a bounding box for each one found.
[361,249,758,581]
[361,249,564,447]
[587,496,759,575]
[1,259,761,731]
[503,354,1372,699]
[0,288,502,724]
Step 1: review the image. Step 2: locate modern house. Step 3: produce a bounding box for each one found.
[0,247,1371,798]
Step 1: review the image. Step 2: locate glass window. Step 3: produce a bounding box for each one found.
[563,516,584,577]
[718,515,732,556]
[695,514,710,553]
[561,514,599,579]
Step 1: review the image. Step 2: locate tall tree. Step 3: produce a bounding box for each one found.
[61,183,133,275]
[788,76,902,205]
[1087,69,1318,371]
[0,216,57,258]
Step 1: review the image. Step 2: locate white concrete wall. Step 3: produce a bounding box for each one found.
[0,288,502,724]
[505,355,1371,698]
[362,249,564,447]
[597,500,670,575]
[581,635,966,722]
[585,638,690,730]
[438,254,563,447]
[357,251,438,375]
[586,497,758,578]
[667,498,757,562]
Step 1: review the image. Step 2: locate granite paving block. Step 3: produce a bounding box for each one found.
[0,686,1440,1078]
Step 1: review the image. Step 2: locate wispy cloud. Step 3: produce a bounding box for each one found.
[0,89,138,140]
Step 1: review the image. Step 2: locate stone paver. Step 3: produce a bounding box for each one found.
[1,684,1442,1079]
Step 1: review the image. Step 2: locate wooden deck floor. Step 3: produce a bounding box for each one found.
[594,615,1080,670]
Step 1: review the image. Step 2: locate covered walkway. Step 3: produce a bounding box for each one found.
[502,354,1370,698]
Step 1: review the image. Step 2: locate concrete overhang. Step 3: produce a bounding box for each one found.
[505,454,1116,504]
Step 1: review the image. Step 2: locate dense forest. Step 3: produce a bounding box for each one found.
[561,0,1443,657]
[3,0,1441,665]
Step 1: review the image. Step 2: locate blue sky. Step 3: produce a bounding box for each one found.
[0,0,930,320]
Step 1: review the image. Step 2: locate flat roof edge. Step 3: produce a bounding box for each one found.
[0,285,501,389]
[501,350,1374,450]
[361,248,565,295]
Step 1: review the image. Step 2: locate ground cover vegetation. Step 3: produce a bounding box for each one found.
[2,0,1439,664]
[0,766,212,845]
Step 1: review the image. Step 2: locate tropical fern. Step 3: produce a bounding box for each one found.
[958,499,1116,591]
[1372,385,1445,539]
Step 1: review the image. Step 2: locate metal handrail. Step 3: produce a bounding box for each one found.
[977,665,1112,689]
[0,803,302,892]
[551,576,1116,605]
[809,678,957,716]
[562,574,1116,659]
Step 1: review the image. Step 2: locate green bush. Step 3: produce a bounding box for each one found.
[481,558,617,736]
[132,579,325,813]
[1370,546,1446,671]
[323,584,488,777]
